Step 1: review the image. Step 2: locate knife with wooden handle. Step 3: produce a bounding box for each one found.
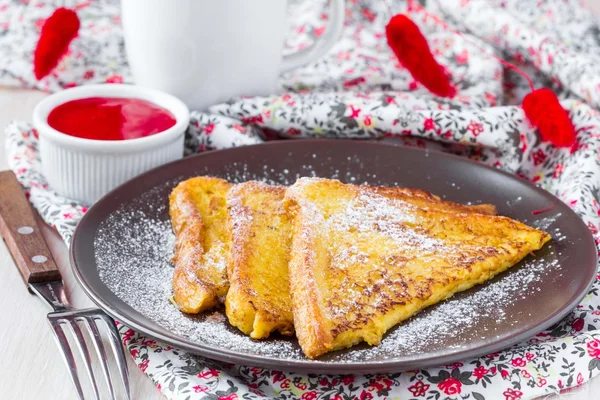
[0,170,61,282]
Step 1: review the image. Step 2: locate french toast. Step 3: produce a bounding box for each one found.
[170,177,232,314]
[285,177,551,359]
[225,181,295,339]
[385,187,497,216]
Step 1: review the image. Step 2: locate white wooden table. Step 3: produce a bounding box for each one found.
[0,88,598,400]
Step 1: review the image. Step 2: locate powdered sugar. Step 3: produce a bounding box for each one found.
[94,177,563,364]
[202,242,228,273]
[334,192,417,232]
[326,189,449,268]
[532,213,563,230]
[96,210,303,359]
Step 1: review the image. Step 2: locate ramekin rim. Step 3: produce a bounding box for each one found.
[32,84,190,153]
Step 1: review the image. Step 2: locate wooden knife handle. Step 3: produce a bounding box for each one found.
[0,171,61,284]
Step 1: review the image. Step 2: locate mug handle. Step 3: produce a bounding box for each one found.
[280,0,346,72]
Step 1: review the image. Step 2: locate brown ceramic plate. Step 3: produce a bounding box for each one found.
[71,140,596,374]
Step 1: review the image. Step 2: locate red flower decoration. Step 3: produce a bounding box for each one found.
[537,377,547,387]
[205,123,215,135]
[83,70,95,80]
[553,163,564,178]
[456,49,469,64]
[240,115,264,125]
[286,127,301,136]
[473,366,489,379]
[587,338,600,359]
[341,376,355,385]
[511,357,526,367]
[349,105,361,118]
[193,385,209,393]
[361,8,376,22]
[467,121,484,136]
[485,92,497,106]
[359,390,373,400]
[572,317,584,332]
[343,77,366,88]
[227,124,244,134]
[301,392,317,400]
[438,377,462,395]
[532,149,547,166]
[408,380,429,397]
[314,26,326,37]
[423,118,435,131]
[121,329,135,345]
[280,379,291,389]
[139,359,149,372]
[105,74,124,84]
[198,368,219,379]
[503,388,523,400]
[375,376,393,391]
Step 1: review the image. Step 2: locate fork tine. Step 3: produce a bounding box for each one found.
[67,319,101,400]
[83,317,117,400]
[97,314,131,400]
[48,319,85,400]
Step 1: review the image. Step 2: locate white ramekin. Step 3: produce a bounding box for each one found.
[33,84,190,205]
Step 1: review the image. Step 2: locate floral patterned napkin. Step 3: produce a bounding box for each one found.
[4,1,600,399]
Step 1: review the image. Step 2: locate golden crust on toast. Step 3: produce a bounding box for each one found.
[170,177,232,314]
[385,187,497,216]
[225,181,294,339]
[285,178,551,359]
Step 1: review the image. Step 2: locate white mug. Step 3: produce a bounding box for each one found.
[121,0,346,111]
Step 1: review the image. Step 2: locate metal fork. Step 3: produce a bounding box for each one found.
[0,170,130,400]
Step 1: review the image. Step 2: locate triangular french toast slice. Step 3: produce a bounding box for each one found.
[170,177,232,313]
[225,181,295,339]
[285,178,551,359]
